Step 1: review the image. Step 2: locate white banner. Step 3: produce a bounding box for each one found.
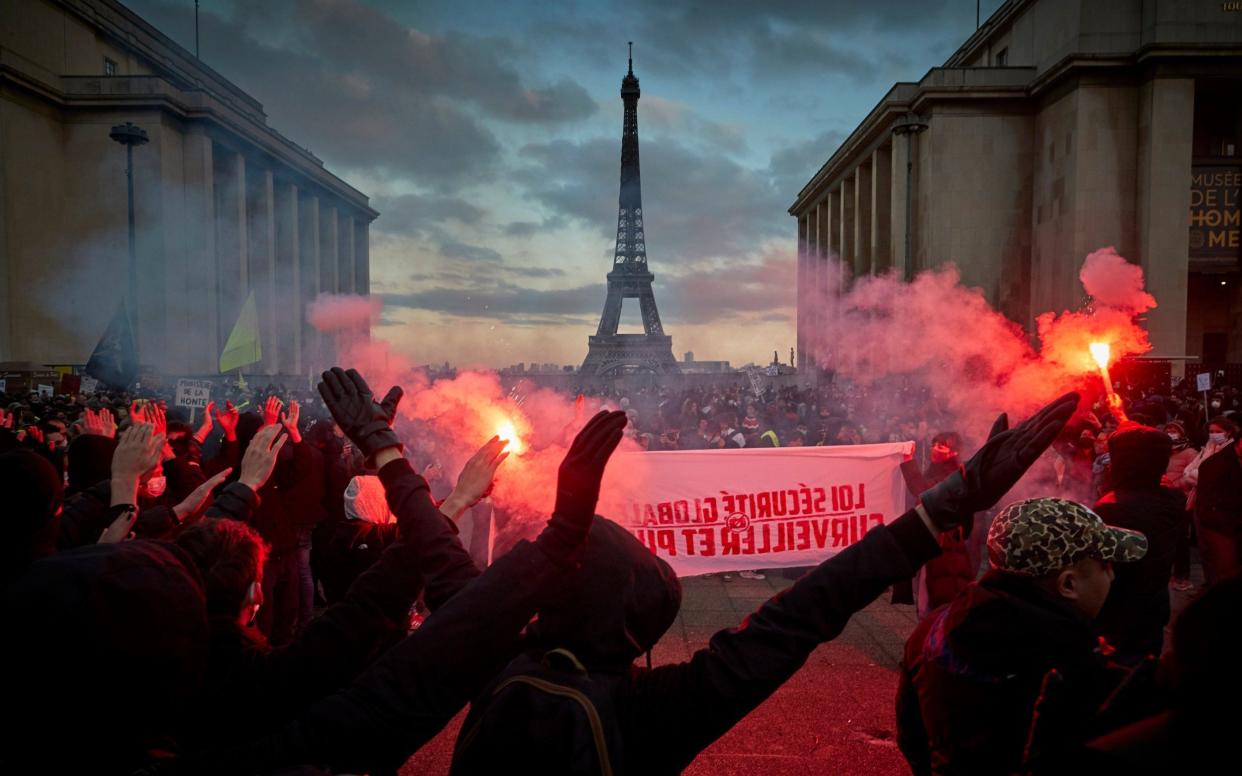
[175,379,213,409]
[603,442,913,577]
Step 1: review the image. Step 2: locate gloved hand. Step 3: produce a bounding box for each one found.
[538,410,628,559]
[316,367,404,465]
[920,392,1079,532]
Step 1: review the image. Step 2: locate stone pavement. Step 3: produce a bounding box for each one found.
[404,562,1204,774]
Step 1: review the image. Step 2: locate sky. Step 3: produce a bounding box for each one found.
[125,0,1003,369]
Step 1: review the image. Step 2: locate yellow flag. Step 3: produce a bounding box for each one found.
[219,291,262,373]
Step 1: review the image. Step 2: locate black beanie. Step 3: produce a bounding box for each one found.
[1108,425,1173,490]
[66,433,118,495]
[0,449,64,581]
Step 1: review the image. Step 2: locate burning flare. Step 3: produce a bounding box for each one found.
[1089,342,1111,370]
[1088,342,1128,422]
[495,419,524,455]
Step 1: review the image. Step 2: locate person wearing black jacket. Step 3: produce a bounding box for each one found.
[897,497,1149,775]
[1193,430,1242,586]
[444,394,1082,775]
[1093,424,1186,665]
[172,411,485,753]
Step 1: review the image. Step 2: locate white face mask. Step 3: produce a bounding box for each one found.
[1209,432,1228,446]
[145,475,167,498]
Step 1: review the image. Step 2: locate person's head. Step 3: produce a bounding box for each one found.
[174,518,268,626]
[1164,421,1189,449]
[66,433,118,495]
[1,541,208,772]
[0,449,64,581]
[745,403,757,419]
[1206,415,1238,446]
[930,431,962,464]
[526,517,681,671]
[1107,424,1172,490]
[987,498,1147,618]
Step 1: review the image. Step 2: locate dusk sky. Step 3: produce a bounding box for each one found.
[127,0,1002,369]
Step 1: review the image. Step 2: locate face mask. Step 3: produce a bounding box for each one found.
[1211,401,1221,409]
[1168,434,1182,442]
[1209,433,1227,446]
[145,475,167,498]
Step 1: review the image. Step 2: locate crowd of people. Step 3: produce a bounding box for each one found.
[0,365,1239,774]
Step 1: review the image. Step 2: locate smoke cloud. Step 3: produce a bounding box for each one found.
[308,293,644,532]
[807,247,1157,444]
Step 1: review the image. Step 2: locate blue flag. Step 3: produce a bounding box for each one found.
[85,300,138,388]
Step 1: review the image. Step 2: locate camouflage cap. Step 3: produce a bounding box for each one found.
[987,497,1147,576]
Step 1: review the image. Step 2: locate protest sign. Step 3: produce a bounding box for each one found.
[175,379,213,409]
[603,443,912,576]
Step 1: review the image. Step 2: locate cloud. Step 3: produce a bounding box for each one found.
[125,0,597,188]
[515,135,788,263]
[380,280,606,322]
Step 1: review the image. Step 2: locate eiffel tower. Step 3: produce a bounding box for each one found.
[581,44,680,377]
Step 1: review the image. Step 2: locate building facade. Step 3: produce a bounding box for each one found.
[791,0,1242,376]
[0,0,377,377]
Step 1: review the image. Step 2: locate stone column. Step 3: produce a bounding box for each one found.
[180,130,217,373]
[891,135,910,280]
[354,220,370,296]
[1137,78,1194,369]
[320,205,338,295]
[274,179,301,377]
[247,165,277,375]
[840,176,855,281]
[214,146,247,362]
[298,193,321,375]
[871,145,893,275]
[855,160,873,277]
[338,213,356,295]
[319,204,339,364]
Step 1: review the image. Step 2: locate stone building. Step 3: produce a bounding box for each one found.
[791,0,1242,376]
[0,0,376,376]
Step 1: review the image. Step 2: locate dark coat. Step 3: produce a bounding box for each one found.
[455,510,941,775]
[1093,486,1186,662]
[1194,444,1242,535]
[182,459,480,753]
[897,572,1123,775]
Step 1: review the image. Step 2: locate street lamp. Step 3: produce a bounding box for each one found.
[109,121,148,357]
[891,112,928,279]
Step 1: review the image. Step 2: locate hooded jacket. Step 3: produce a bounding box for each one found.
[0,541,209,775]
[454,509,941,775]
[897,572,1123,775]
[1093,425,1184,663]
[179,458,480,754]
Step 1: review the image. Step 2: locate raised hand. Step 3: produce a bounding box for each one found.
[263,395,284,427]
[214,400,240,441]
[112,423,165,482]
[173,468,233,524]
[920,392,1080,532]
[99,408,117,439]
[538,410,628,558]
[195,402,214,444]
[129,401,148,425]
[0,408,12,429]
[150,402,167,438]
[440,437,509,521]
[98,506,138,544]
[239,424,288,491]
[316,367,403,463]
[280,400,302,444]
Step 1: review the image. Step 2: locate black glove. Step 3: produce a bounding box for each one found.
[316,367,404,465]
[920,391,1079,531]
[538,410,628,559]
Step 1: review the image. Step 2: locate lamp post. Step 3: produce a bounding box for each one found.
[109,121,149,356]
[891,112,928,279]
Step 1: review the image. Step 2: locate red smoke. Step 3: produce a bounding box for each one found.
[809,247,1157,442]
[307,294,643,525]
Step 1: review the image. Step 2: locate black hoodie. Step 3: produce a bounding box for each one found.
[455,509,941,775]
[897,571,1123,775]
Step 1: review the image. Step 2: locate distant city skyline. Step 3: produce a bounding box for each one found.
[125,0,1000,368]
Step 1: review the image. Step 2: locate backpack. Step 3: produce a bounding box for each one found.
[451,648,625,775]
